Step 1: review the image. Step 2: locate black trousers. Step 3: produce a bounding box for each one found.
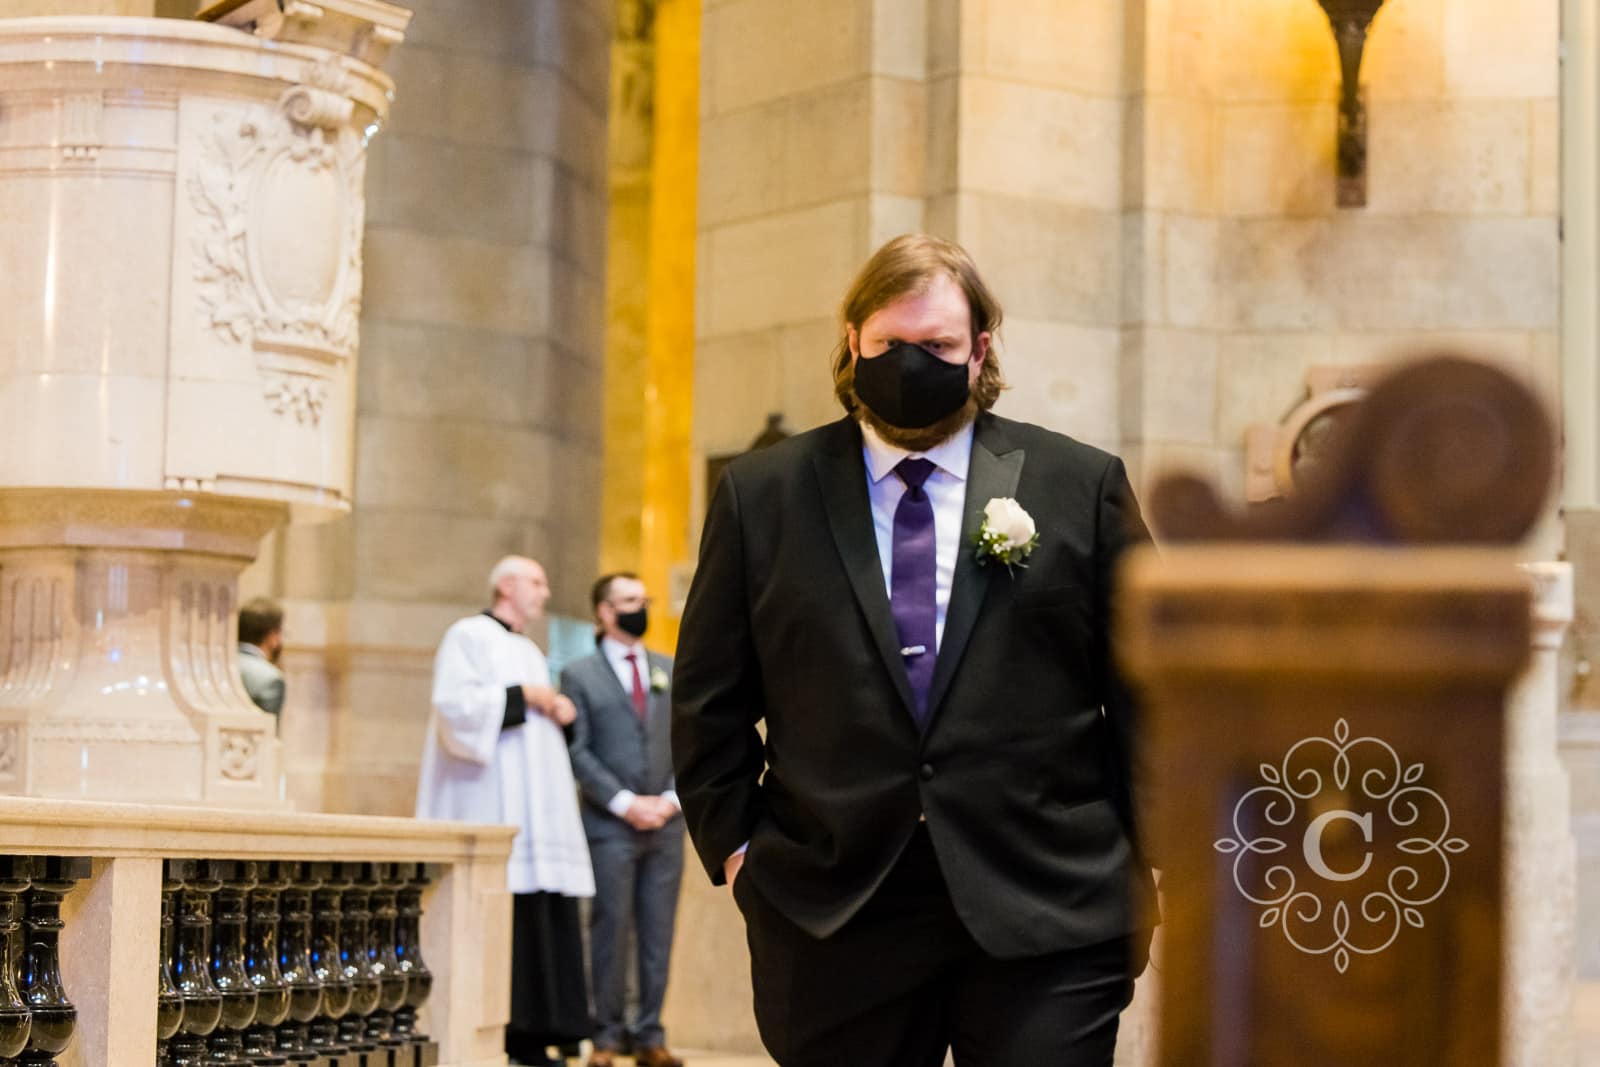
[733,826,1142,1067]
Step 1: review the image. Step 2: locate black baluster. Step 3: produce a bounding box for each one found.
[0,857,33,1066]
[209,862,259,1064]
[244,863,289,1066]
[365,864,405,1062]
[393,865,436,1067]
[171,861,223,1067]
[157,861,187,1067]
[274,863,322,1066]
[17,856,89,1067]
[307,865,351,1057]
[337,866,379,1059]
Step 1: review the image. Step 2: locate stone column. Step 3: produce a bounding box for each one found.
[932,0,1128,458]
[243,0,612,816]
[0,9,407,807]
[1505,562,1578,1066]
[695,0,928,475]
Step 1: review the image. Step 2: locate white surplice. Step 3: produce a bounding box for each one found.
[415,614,595,897]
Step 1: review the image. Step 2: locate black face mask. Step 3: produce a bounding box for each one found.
[615,606,649,639]
[853,341,971,429]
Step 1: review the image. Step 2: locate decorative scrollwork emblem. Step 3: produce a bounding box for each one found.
[1213,718,1468,973]
[187,60,367,424]
[265,375,329,425]
[218,729,261,782]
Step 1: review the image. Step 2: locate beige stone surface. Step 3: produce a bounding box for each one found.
[1533,98,1561,216]
[925,0,962,78]
[991,321,1120,449]
[1217,103,1335,217]
[693,330,785,455]
[354,417,553,520]
[363,228,552,336]
[959,195,1121,326]
[1367,100,1532,215]
[1580,982,1600,1067]
[781,80,875,206]
[60,856,160,1067]
[705,200,864,336]
[776,317,849,434]
[869,77,927,200]
[1359,0,1446,100]
[703,0,869,115]
[0,374,168,490]
[698,99,789,227]
[1161,215,1220,330]
[973,0,1123,95]
[1443,0,1560,99]
[870,0,925,81]
[1125,95,1217,215]
[1121,328,1219,447]
[368,135,540,241]
[1209,0,1334,104]
[1220,217,1558,332]
[2,0,161,11]
[959,79,1123,211]
[1504,563,1579,1065]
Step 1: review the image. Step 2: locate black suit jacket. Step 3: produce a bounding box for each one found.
[671,412,1154,959]
[563,648,677,842]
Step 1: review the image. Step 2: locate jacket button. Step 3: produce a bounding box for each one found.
[919,763,934,781]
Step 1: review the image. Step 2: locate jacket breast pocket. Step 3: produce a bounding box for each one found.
[1012,583,1088,615]
[1011,583,1092,649]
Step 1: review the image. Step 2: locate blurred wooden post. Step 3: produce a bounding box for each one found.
[1119,356,1554,1067]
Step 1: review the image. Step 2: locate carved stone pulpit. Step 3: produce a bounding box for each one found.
[1121,356,1554,1066]
[0,6,409,807]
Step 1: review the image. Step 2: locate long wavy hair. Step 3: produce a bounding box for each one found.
[831,233,1006,415]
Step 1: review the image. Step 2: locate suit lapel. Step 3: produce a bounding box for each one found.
[646,652,670,721]
[924,415,1023,729]
[812,420,918,719]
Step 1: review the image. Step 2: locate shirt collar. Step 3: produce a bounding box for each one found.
[601,635,643,665]
[860,419,975,485]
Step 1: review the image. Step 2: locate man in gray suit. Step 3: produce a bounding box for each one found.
[238,596,286,720]
[563,573,685,1067]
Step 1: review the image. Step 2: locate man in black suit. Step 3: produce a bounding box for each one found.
[563,573,685,1067]
[672,234,1155,1066]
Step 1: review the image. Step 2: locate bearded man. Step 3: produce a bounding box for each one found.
[672,234,1156,1066]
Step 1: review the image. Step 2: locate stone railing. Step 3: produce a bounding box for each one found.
[0,798,513,1067]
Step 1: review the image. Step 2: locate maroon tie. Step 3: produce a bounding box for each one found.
[627,651,648,722]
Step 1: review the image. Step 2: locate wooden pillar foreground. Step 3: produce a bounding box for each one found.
[1120,356,1555,1067]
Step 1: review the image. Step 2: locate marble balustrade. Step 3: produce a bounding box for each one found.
[0,798,513,1067]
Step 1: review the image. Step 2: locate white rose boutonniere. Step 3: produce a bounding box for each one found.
[974,497,1039,572]
[649,666,670,692]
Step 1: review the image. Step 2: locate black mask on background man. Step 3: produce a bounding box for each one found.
[615,606,649,639]
[852,341,971,429]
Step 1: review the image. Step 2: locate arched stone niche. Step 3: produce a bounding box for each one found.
[1244,364,1386,504]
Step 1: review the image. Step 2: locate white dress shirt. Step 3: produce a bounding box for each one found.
[860,420,975,651]
[597,635,680,818]
[729,422,974,865]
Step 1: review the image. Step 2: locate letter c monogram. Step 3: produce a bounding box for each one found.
[1303,809,1373,882]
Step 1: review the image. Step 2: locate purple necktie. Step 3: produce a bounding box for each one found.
[891,457,938,727]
